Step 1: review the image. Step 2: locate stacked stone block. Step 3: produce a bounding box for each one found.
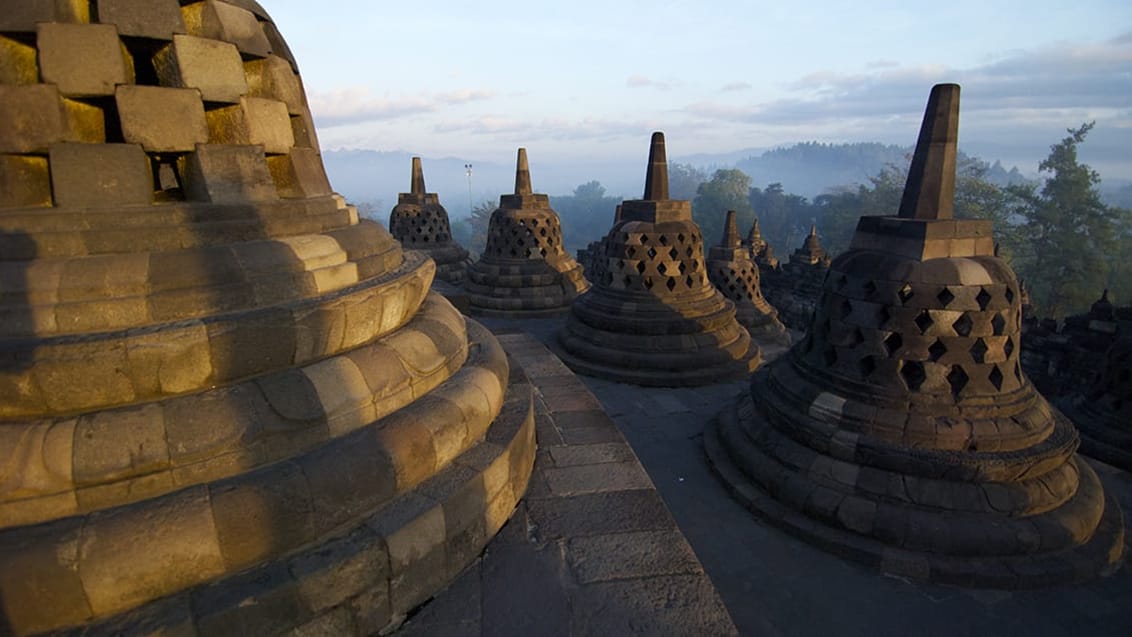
[0,4,535,634]
[706,84,1124,588]
[707,210,789,345]
[388,157,470,284]
[558,133,761,386]
[466,148,589,317]
[762,225,831,330]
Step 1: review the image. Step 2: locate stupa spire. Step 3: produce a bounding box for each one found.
[410,156,426,195]
[643,132,669,200]
[720,211,741,248]
[898,83,960,220]
[515,147,532,195]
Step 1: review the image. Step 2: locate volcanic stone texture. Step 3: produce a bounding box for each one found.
[467,149,589,317]
[1062,327,1132,471]
[388,157,470,284]
[708,211,790,346]
[558,133,760,386]
[0,3,535,635]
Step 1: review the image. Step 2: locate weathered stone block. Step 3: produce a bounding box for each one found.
[154,34,248,103]
[0,419,75,497]
[289,527,388,614]
[267,148,333,198]
[302,355,376,436]
[49,142,153,207]
[210,461,314,569]
[0,35,38,84]
[193,562,309,637]
[181,143,277,202]
[72,403,169,485]
[290,110,320,149]
[0,85,102,152]
[97,0,187,39]
[182,0,271,57]
[0,154,52,208]
[368,494,448,615]
[244,54,303,113]
[0,520,91,635]
[116,85,208,152]
[0,0,89,33]
[37,23,132,97]
[206,96,294,153]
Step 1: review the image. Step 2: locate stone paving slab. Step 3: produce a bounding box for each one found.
[395,326,738,636]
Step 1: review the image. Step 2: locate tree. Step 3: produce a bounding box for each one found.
[750,182,819,255]
[450,198,495,257]
[669,163,707,202]
[551,182,622,253]
[693,169,754,246]
[1009,122,1119,317]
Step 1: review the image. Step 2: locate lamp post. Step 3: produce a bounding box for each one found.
[464,163,473,216]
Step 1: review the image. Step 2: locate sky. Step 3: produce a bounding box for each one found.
[265,0,1132,181]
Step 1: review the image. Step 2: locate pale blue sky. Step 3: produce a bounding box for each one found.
[266,0,1131,177]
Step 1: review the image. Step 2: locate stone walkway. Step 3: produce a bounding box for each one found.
[401,317,1132,636]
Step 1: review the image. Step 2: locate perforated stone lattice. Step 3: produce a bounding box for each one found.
[590,224,708,295]
[798,265,1026,396]
[483,210,566,260]
[0,0,327,208]
[390,205,452,245]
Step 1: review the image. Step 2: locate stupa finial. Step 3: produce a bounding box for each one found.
[410,156,426,195]
[643,131,669,201]
[721,211,741,248]
[514,148,532,196]
[898,83,960,220]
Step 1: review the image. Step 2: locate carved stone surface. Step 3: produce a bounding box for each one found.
[707,211,789,346]
[1061,323,1132,471]
[558,133,761,386]
[0,5,533,635]
[466,148,588,317]
[707,84,1124,589]
[1022,290,1123,399]
[388,157,470,284]
[761,225,831,330]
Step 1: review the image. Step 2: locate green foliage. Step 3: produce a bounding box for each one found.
[1009,122,1121,317]
[450,198,495,257]
[692,169,754,246]
[551,181,622,254]
[749,183,818,255]
[669,163,708,201]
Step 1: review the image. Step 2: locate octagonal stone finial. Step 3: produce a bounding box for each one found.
[643,131,669,201]
[515,147,532,195]
[898,83,960,220]
[410,156,425,195]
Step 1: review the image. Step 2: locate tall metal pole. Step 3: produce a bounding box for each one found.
[464,163,473,216]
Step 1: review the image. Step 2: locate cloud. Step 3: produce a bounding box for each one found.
[309,86,496,127]
[626,74,671,90]
[434,115,657,142]
[720,82,752,92]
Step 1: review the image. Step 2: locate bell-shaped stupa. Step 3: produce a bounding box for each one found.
[744,216,768,258]
[466,148,588,316]
[707,211,790,345]
[1062,324,1132,471]
[558,132,761,386]
[0,3,534,634]
[706,84,1124,588]
[388,156,470,283]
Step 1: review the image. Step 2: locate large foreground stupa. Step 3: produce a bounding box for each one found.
[706,84,1124,588]
[388,157,470,284]
[0,3,534,634]
[558,133,761,386]
[466,148,588,317]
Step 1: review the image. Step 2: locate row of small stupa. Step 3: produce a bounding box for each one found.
[0,1,1125,630]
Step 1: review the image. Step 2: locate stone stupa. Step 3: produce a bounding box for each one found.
[744,216,768,259]
[558,132,761,386]
[388,156,470,284]
[0,3,534,634]
[1062,323,1132,471]
[706,84,1124,588]
[707,210,790,346]
[465,148,588,317]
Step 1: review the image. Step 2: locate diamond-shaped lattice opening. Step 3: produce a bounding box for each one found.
[647,248,658,259]
[643,276,654,290]
[884,332,903,356]
[976,287,992,310]
[1004,337,1015,358]
[666,277,677,291]
[659,234,669,246]
[685,247,694,257]
[823,346,838,367]
[991,313,1006,336]
[849,329,865,347]
[953,313,973,337]
[658,262,667,275]
[839,299,853,319]
[668,247,679,260]
[863,280,878,298]
[539,228,548,236]
[989,365,1005,390]
[640,234,649,244]
[626,246,636,258]
[937,288,956,307]
[969,338,989,363]
[876,305,891,328]
[685,275,694,287]
[622,275,632,288]
[678,262,687,274]
[677,233,686,242]
[901,361,926,391]
[947,365,969,396]
[928,339,947,362]
[899,284,914,304]
[636,261,646,274]
[914,309,934,334]
[1005,287,1016,304]
[858,356,876,377]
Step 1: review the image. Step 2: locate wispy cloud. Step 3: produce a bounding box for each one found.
[720,82,752,92]
[309,86,496,127]
[626,74,672,90]
[434,115,657,142]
